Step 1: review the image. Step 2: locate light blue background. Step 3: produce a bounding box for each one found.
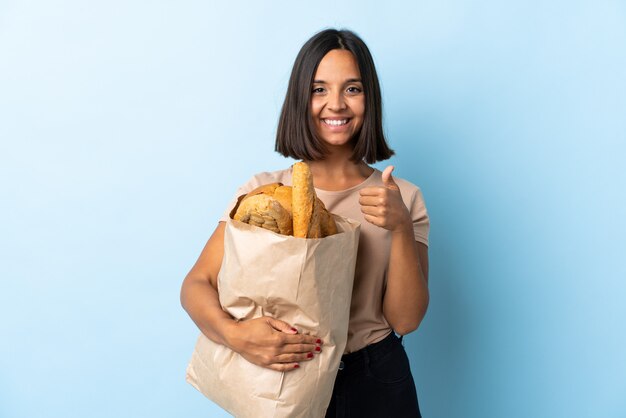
[1,1,625,417]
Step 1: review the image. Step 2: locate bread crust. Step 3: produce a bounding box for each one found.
[317,198,338,237]
[233,193,293,235]
[292,162,315,238]
[232,162,337,238]
[273,185,292,214]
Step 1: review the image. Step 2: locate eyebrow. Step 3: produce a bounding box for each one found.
[313,78,362,84]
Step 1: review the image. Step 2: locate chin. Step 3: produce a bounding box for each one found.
[322,138,353,148]
[317,131,356,145]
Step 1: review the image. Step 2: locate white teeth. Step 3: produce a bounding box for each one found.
[324,119,348,126]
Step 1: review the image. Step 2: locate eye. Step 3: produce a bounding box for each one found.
[347,86,362,94]
[312,87,325,94]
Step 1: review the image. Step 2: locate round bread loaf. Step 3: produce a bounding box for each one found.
[233,183,293,235]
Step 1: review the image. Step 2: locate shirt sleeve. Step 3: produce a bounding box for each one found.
[410,187,430,247]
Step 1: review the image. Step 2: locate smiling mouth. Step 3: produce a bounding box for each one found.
[322,118,351,126]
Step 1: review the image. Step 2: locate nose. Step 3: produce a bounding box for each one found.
[327,90,347,111]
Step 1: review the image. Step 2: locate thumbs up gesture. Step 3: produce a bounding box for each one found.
[381,165,400,191]
[359,166,412,233]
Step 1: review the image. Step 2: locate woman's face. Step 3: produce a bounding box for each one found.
[310,49,365,150]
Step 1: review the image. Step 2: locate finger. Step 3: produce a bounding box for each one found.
[282,333,321,345]
[359,195,385,207]
[267,362,301,372]
[359,186,385,196]
[266,317,297,334]
[381,165,394,183]
[382,166,400,190]
[280,342,319,354]
[360,205,384,216]
[275,352,316,363]
[363,214,385,227]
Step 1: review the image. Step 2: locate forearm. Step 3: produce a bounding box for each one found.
[383,223,429,335]
[180,222,321,372]
[180,275,238,348]
[181,272,321,372]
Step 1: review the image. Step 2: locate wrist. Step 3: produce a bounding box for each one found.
[217,317,242,352]
[391,217,413,236]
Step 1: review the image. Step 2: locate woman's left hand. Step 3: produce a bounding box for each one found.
[359,166,412,233]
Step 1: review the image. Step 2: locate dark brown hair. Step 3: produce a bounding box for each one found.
[275,28,394,163]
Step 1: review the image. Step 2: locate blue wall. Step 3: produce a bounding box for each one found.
[1,1,624,417]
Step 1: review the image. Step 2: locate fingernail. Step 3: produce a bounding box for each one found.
[291,327,298,333]
[294,364,300,369]
[307,352,313,358]
[316,339,322,344]
[315,346,321,352]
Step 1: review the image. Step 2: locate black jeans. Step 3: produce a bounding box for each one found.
[325,332,422,418]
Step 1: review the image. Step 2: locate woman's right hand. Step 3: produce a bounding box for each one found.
[226,316,323,372]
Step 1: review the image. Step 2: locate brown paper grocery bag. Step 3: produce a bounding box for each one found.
[186,215,360,418]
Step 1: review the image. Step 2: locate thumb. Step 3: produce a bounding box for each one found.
[266,317,298,334]
[382,166,399,190]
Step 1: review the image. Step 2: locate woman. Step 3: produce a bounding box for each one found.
[181,28,430,417]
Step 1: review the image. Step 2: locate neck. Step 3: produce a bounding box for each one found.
[303,148,374,191]
[307,147,357,174]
